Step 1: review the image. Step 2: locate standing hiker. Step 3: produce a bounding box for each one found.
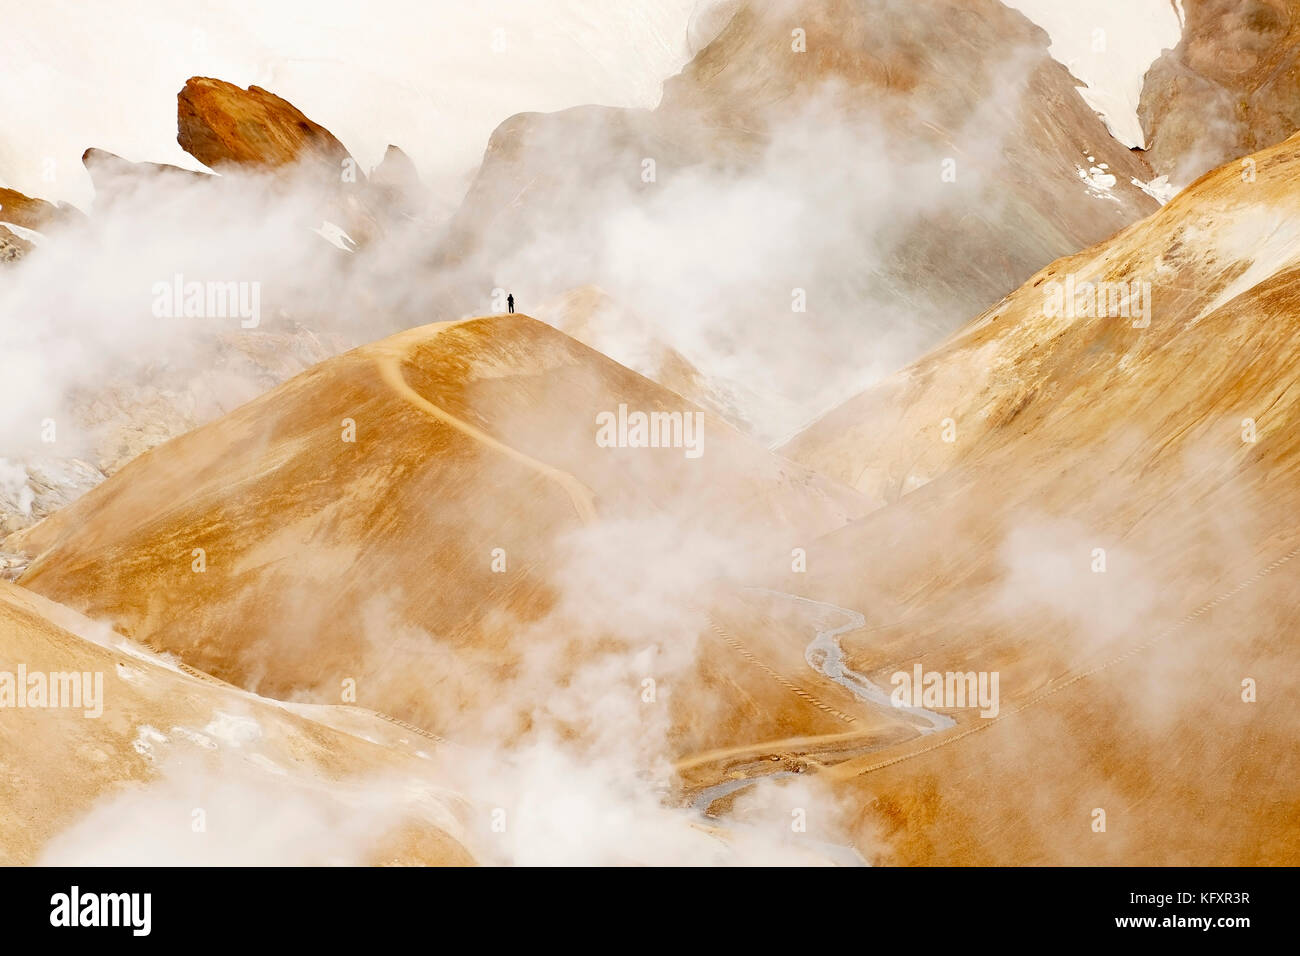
[507,293,514,314]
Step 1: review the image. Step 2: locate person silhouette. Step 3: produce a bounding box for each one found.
[507,293,514,314]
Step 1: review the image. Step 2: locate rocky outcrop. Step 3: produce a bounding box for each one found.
[370,144,420,194]
[81,147,211,193]
[0,185,84,262]
[0,225,32,263]
[0,457,103,538]
[173,77,396,244]
[363,144,430,225]
[0,185,81,233]
[450,0,1156,269]
[1138,0,1300,184]
[177,77,354,177]
[0,187,57,231]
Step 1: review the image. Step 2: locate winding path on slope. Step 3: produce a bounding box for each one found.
[684,537,1300,802]
[750,588,955,733]
[825,538,1300,782]
[369,321,598,526]
[681,590,952,801]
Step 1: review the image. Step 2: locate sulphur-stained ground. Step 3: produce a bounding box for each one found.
[3,0,1300,867]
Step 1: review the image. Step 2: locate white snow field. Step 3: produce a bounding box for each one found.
[0,0,721,209]
[1004,0,1184,149]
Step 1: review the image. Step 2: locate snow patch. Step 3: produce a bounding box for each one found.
[1004,0,1183,149]
[0,221,42,244]
[313,220,356,251]
[1076,162,1120,201]
[1131,174,1178,205]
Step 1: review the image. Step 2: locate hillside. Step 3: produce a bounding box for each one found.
[0,580,475,865]
[1140,0,1300,185]
[14,315,866,746]
[432,0,1160,439]
[771,132,1300,862]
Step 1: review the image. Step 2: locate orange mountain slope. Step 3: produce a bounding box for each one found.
[0,581,475,865]
[767,132,1300,863]
[15,315,867,746]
